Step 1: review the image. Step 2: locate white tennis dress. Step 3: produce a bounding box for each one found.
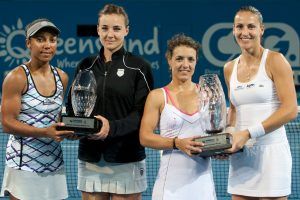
[152,87,217,200]
[228,49,292,197]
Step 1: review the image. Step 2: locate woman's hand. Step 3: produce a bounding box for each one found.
[88,115,110,140]
[175,136,204,156]
[226,130,250,153]
[47,123,74,142]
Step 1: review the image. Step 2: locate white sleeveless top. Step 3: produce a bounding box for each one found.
[228,49,292,197]
[152,87,216,200]
[229,49,287,146]
[5,64,64,173]
[159,87,205,139]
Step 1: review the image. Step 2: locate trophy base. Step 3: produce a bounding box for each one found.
[57,115,102,136]
[193,133,232,157]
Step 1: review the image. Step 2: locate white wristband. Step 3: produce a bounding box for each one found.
[225,126,235,132]
[248,123,265,138]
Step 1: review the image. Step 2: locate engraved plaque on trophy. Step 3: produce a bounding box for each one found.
[194,74,232,157]
[57,70,101,136]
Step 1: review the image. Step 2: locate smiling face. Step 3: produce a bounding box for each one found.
[233,11,264,51]
[168,45,197,83]
[97,13,129,54]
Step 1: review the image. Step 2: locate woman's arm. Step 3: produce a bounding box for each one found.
[56,68,69,98]
[139,89,173,149]
[140,89,203,156]
[262,51,298,132]
[1,66,73,141]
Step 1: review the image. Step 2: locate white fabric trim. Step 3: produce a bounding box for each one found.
[248,123,265,138]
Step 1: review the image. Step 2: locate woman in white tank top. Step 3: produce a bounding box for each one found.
[223,6,297,200]
[140,34,217,200]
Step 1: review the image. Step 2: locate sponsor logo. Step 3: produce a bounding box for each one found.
[0,19,160,70]
[140,167,144,176]
[117,69,124,77]
[0,19,30,66]
[246,83,255,88]
[202,22,300,68]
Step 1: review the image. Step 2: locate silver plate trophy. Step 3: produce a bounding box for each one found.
[58,69,101,136]
[194,74,232,157]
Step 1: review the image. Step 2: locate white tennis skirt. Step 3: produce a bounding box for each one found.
[1,166,68,200]
[228,140,292,197]
[77,159,147,194]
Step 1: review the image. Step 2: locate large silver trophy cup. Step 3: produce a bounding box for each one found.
[58,70,101,136]
[195,74,232,157]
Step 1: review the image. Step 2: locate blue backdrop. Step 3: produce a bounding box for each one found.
[0,0,299,103]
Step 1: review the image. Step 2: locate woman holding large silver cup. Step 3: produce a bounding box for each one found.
[66,4,154,200]
[224,6,297,200]
[140,33,217,200]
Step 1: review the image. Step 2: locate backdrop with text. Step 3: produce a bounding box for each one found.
[0,0,299,103]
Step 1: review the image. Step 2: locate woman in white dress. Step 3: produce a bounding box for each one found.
[140,33,217,200]
[223,5,298,200]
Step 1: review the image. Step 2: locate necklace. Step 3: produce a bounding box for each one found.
[242,48,264,82]
[245,65,251,81]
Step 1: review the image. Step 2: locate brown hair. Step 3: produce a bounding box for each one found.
[165,33,201,60]
[235,6,263,25]
[98,4,129,26]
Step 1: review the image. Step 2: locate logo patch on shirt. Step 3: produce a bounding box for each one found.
[43,98,55,105]
[246,83,255,88]
[140,167,144,176]
[234,85,244,91]
[117,69,124,77]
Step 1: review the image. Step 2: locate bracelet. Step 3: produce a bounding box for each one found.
[248,123,265,138]
[173,137,178,149]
